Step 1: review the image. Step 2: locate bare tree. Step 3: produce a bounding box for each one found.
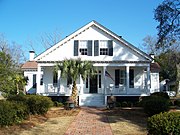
[26,29,61,55]
[39,29,61,49]
[0,34,26,66]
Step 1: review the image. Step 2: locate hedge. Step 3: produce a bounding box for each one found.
[0,101,28,126]
[151,92,170,99]
[0,95,53,126]
[7,95,53,115]
[142,96,170,116]
[26,95,53,115]
[147,112,180,135]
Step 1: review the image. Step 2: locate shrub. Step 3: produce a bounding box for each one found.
[143,96,170,116]
[26,95,53,115]
[174,100,180,107]
[54,101,64,107]
[0,101,28,126]
[7,94,28,103]
[121,101,128,107]
[147,112,180,135]
[115,102,121,107]
[151,92,170,99]
[8,94,53,115]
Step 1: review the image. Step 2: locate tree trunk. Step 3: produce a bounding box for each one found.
[16,83,19,95]
[71,81,78,106]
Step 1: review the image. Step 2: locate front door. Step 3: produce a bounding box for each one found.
[90,75,98,93]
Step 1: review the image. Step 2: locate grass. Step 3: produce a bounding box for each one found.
[0,107,80,135]
[1,106,178,135]
[105,108,148,135]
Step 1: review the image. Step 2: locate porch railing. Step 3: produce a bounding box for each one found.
[45,84,82,95]
[105,85,148,95]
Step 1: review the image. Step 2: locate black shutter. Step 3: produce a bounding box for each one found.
[108,40,113,56]
[115,70,119,88]
[87,40,92,56]
[94,40,99,56]
[74,40,79,56]
[129,69,134,88]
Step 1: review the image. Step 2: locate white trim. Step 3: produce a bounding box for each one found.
[36,65,41,94]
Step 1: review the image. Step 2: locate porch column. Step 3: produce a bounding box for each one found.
[147,66,151,94]
[103,66,107,94]
[36,65,41,94]
[57,70,61,94]
[103,66,107,105]
[80,75,83,94]
[126,66,129,94]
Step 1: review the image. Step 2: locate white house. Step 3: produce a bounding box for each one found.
[22,21,160,107]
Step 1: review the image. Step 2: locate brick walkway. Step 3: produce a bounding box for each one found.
[64,107,113,135]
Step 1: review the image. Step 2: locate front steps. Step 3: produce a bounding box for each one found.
[79,94,104,107]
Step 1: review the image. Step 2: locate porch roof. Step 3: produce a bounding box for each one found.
[37,60,150,64]
[21,61,38,69]
[150,62,161,72]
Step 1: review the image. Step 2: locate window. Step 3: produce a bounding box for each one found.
[86,77,88,88]
[79,41,88,55]
[79,48,87,55]
[99,74,101,88]
[40,75,43,85]
[115,70,120,88]
[53,71,58,85]
[99,40,108,55]
[32,74,36,88]
[129,69,134,88]
[100,48,108,55]
[67,76,72,86]
[99,40,113,56]
[120,70,126,85]
[115,69,126,88]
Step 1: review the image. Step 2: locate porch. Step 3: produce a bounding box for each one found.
[36,62,151,97]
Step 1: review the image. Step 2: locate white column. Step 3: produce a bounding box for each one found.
[103,66,107,106]
[80,75,83,94]
[57,70,61,94]
[147,66,151,94]
[36,65,41,94]
[126,66,129,94]
[103,66,107,94]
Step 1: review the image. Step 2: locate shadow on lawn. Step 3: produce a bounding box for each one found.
[82,107,148,129]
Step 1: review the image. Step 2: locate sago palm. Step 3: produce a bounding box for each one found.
[56,58,96,106]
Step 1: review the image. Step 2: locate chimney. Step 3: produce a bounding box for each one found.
[150,54,155,63]
[29,51,35,61]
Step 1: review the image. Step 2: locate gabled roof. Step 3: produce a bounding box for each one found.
[21,61,37,69]
[35,20,152,61]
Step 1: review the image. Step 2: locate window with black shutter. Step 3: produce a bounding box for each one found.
[115,69,126,88]
[53,71,58,86]
[115,70,120,88]
[67,76,72,86]
[129,69,134,88]
[74,40,79,56]
[94,40,99,56]
[108,40,113,56]
[99,40,113,56]
[87,40,92,56]
[33,74,36,88]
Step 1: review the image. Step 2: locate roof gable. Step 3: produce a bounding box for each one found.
[35,20,152,62]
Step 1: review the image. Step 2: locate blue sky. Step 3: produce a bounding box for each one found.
[0,0,163,58]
